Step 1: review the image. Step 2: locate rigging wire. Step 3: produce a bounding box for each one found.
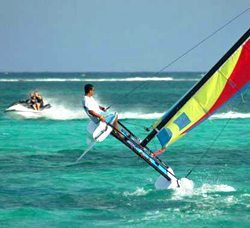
[185,117,232,178]
[185,93,248,178]
[120,120,150,131]
[107,7,249,109]
[71,9,249,173]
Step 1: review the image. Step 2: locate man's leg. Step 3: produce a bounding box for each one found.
[113,117,119,130]
[113,116,126,139]
[104,113,124,139]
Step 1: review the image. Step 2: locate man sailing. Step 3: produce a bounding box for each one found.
[83,84,122,138]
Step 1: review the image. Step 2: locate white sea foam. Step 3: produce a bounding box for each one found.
[10,109,164,120]
[33,98,84,120]
[9,102,250,121]
[43,106,83,120]
[8,106,84,120]
[198,183,236,193]
[210,111,250,119]
[7,95,164,120]
[123,187,151,196]
[172,182,236,200]
[75,110,250,120]
[171,178,195,199]
[0,77,199,82]
[6,94,249,120]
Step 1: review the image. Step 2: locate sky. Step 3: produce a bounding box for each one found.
[0,0,249,72]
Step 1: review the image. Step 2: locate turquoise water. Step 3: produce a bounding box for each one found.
[0,72,249,227]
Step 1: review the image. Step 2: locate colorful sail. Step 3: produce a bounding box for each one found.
[141,28,250,148]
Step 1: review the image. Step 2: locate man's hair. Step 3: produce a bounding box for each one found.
[84,84,94,94]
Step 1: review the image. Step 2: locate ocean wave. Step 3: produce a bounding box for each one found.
[172,182,236,200]
[123,187,151,196]
[210,111,250,119]
[198,183,236,193]
[120,111,249,120]
[0,78,83,82]
[8,109,164,120]
[0,77,199,82]
[5,96,249,120]
[7,106,250,121]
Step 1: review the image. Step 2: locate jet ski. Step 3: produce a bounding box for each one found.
[5,100,51,117]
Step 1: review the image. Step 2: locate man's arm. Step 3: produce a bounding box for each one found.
[88,110,105,122]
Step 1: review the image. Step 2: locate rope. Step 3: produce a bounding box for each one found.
[154,7,250,74]
[108,7,250,109]
[185,93,248,178]
[185,117,231,178]
[121,121,150,131]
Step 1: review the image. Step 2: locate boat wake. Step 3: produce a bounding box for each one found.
[210,111,250,119]
[196,183,236,194]
[154,173,236,199]
[8,107,250,121]
[172,182,236,200]
[5,101,83,120]
[6,97,250,121]
[123,187,151,197]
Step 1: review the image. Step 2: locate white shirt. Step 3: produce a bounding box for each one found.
[83,96,102,122]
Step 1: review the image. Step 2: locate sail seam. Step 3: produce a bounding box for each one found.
[193,96,210,115]
[218,69,239,91]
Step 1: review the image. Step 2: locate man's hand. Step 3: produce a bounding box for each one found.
[99,115,105,122]
[103,106,111,112]
[100,106,106,112]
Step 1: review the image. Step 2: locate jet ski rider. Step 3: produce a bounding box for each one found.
[29,91,44,111]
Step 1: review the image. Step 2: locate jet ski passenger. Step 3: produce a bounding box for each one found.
[29,92,38,110]
[34,92,44,110]
[29,91,44,110]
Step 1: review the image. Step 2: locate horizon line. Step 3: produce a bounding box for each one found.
[0,70,205,74]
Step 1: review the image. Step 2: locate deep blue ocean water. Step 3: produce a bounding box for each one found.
[0,72,249,227]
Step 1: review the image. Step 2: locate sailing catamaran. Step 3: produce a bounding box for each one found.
[86,28,250,188]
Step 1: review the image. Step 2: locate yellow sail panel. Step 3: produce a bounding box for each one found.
[162,97,206,146]
[193,71,228,113]
[156,45,243,148]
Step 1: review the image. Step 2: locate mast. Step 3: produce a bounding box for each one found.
[141,27,250,147]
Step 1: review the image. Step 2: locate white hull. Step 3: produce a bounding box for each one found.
[154,167,180,189]
[87,113,118,142]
